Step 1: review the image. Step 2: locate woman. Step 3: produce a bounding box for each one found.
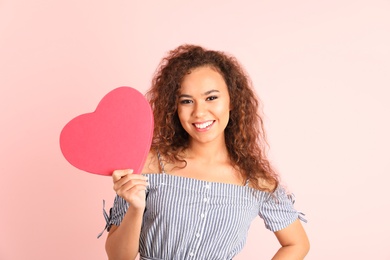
[103,44,309,259]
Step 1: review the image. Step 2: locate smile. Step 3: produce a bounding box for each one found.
[193,120,214,130]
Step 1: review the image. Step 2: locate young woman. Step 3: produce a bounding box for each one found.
[103,44,309,259]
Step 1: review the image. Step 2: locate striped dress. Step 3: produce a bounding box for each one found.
[102,170,305,259]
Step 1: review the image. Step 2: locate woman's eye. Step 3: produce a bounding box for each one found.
[206,96,218,101]
[179,99,192,104]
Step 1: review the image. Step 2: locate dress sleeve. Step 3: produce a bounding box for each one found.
[97,195,129,238]
[259,185,306,232]
[108,195,129,227]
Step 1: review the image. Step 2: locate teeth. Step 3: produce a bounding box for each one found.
[195,121,213,129]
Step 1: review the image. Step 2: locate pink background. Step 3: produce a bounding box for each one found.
[1,1,389,259]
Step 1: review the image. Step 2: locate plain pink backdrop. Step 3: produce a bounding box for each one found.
[1,1,389,259]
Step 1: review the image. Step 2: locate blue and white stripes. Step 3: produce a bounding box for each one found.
[104,173,305,260]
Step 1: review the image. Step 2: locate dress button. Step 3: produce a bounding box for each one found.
[203,198,209,203]
[190,252,194,257]
[204,184,210,189]
[196,233,200,237]
[201,213,205,218]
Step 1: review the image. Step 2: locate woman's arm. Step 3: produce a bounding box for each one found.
[105,151,158,260]
[272,219,310,260]
[105,170,148,260]
[105,206,144,260]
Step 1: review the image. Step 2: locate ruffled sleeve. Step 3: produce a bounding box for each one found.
[97,195,129,238]
[259,185,307,232]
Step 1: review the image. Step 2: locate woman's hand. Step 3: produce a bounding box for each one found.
[112,169,148,210]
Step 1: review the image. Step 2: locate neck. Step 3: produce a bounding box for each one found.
[185,140,229,163]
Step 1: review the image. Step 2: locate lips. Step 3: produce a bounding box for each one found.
[193,120,214,130]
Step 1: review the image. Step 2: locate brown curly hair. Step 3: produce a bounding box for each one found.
[145,44,279,191]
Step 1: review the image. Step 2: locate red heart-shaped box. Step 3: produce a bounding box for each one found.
[59,87,154,176]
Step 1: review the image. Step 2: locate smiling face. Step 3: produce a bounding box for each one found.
[177,66,231,147]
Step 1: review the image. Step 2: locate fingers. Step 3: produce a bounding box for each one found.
[112,169,133,182]
[112,169,148,193]
[111,169,148,209]
[114,177,148,193]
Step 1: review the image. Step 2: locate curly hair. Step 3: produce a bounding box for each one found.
[145,44,279,191]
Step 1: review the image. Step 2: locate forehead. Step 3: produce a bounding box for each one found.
[179,66,228,93]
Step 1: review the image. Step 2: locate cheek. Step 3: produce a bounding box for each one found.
[177,107,189,125]
[216,101,231,117]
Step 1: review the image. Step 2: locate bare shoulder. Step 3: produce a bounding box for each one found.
[141,150,160,173]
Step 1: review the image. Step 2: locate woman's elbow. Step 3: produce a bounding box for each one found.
[299,236,310,258]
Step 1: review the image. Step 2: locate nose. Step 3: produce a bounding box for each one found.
[192,101,206,118]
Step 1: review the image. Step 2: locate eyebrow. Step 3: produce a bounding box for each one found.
[178,89,220,99]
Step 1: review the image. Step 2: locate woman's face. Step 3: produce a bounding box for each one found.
[177,66,231,146]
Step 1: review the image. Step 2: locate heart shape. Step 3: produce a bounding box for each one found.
[59,86,154,176]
